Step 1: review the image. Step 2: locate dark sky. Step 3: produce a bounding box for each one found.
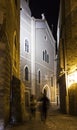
[29,0,60,40]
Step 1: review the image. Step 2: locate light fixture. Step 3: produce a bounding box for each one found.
[67,69,77,87]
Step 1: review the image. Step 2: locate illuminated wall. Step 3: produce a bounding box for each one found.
[60,0,77,87]
[33,17,56,101]
[0,0,20,126]
[57,0,77,114]
[20,0,31,96]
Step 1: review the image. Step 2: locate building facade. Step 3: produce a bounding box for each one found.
[57,0,77,115]
[20,0,32,108]
[0,0,20,127]
[32,17,56,102]
[20,0,57,104]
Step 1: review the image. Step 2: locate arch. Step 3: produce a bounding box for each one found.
[42,84,51,100]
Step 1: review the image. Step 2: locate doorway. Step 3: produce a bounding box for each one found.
[42,84,51,100]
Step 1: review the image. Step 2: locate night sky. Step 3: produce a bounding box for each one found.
[29,0,60,41]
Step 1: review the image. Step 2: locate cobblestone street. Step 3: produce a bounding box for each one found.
[5,104,77,130]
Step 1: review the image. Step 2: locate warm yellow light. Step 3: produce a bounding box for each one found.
[67,71,77,87]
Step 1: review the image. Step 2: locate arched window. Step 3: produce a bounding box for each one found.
[25,39,29,52]
[47,54,49,63]
[51,77,53,87]
[43,50,49,63]
[38,70,40,84]
[45,50,47,62]
[25,67,28,81]
[43,51,45,60]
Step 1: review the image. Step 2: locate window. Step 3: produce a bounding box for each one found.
[47,54,49,63]
[25,39,29,52]
[43,50,49,63]
[45,50,47,62]
[25,67,28,81]
[38,71,40,84]
[51,77,53,86]
[44,35,47,40]
[43,51,45,60]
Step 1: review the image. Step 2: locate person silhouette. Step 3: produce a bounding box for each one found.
[39,90,50,122]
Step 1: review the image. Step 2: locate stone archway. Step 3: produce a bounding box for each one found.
[42,84,51,100]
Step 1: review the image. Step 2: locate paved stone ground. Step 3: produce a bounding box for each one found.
[5,104,77,130]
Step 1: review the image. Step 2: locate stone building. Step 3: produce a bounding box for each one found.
[20,0,57,105]
[57,0,77,115]
[20,0,32,109]
[0,0,20,127]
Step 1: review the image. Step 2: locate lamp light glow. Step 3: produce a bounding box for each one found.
[67,70,77,87]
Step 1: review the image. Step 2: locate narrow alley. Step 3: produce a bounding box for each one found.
[5,104,77,130]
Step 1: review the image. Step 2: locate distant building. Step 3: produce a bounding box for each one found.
[20,0,57,103]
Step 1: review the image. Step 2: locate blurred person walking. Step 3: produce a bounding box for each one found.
[39,90,50,122]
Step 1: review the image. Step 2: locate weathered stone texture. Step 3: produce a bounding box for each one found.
[0,43,11,127]
[0,0,20,126]
[64,0,77,71]
[59,0,77,114]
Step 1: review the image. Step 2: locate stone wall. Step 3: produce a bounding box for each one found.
[64,0,77,71]
[0,0,20,127]
[59,0,77,114]
[0,25,11,127]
